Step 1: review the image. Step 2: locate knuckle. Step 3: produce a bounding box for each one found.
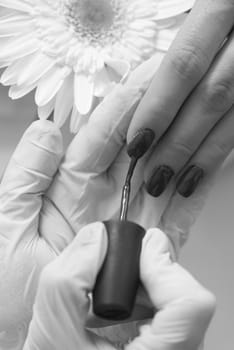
[204,141,233,169]
[27,120,62,143]
[169,44,208,81]
[201,81,234,113]
[169,141,194,158]
[139,101,173,135]
[211,142,231,157]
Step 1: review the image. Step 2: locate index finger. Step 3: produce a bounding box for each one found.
[127,0,234,142]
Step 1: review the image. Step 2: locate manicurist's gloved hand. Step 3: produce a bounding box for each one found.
[23,222,215,350]
[0,53,219,349]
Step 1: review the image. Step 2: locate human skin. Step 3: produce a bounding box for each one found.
[127,0,234,199]
[0,57,220,346]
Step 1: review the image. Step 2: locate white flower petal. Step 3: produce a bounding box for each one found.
[38,97,56,120]
[156,12,187,28]
[0,53,35,85]
[8,81,37,99]
[127,34,155,50]
[35,66,71,107]
[74,74,94,115]
[0,33,38,61]
[104,59,132,85]
[0,8,18,18]
[156,14,186,51]
[70,105,87,134]
[17,52,55,85]
[115,44,142,67]
[0,66,18,85]
[105,58,131,83]
[126,6,155,19]
[0,0,189,133]
[123,41,144,61]
[126,51,165,89]
[156,17,178,30]
[0,0,31,13]
[156,0,195,20]
[94,67,113,97]
[0,10,29,28]
[0,14,32,33]
[54,74,73,128]
[105,66,121,85]
[156,30,177,51]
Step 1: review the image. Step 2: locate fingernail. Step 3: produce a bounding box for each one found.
[127,128,155,159]
[177,165,204,198]
[146,165,174,197]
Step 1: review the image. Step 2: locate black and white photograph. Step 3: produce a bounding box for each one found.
[0,0,233,349]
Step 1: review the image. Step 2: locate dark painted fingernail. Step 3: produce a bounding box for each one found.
[146,165,174,197]
[127,129,155,159]
[177,165,204,198]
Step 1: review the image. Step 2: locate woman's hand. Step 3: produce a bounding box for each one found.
[22,222,215,350]
[127,0,234,199]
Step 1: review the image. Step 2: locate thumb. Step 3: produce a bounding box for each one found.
[127,228,216,350]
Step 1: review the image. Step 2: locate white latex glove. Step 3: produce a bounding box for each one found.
[23,222,215,350]
[0,53,221,349]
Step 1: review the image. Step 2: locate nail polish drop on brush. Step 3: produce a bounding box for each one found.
[93,129,155,321]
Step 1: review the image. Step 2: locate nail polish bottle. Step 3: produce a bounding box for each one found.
[93,129,154,320]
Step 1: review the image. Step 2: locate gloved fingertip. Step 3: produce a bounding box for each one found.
[9,120,63,179]
[142,228,170,257]
[77,222,107,245]
[74,222,108,267]
[25,120,63,155]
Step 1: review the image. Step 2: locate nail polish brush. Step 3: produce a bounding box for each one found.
[93,129,155,320]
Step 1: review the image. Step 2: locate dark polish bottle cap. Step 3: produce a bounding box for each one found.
[93,220,145,320]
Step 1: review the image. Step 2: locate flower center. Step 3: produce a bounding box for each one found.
[64,0,126,45]
[75,0,114,30]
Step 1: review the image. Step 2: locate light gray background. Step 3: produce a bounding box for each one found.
[0,84,233,349]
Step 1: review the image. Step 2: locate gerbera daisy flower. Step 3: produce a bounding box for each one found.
[0,0,195,133]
